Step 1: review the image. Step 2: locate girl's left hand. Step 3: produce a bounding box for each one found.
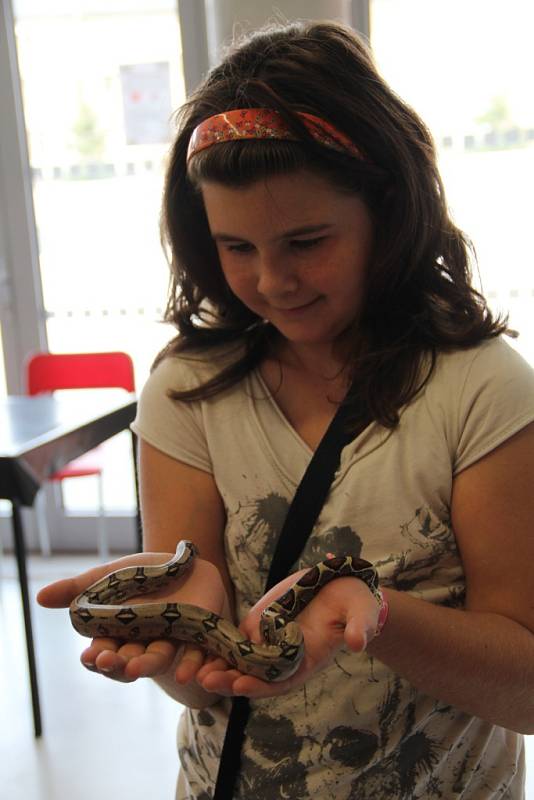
[37,552,230,685]
[196,568,382,699]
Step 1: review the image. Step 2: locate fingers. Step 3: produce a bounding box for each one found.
[36,576,87,608]
[175,645,207,684]
[344,602,380,653]
[195,656,295,698]
[37,562,134,608]
[81,636,123,669]
[80,637,178,682]
[81,638,135,683]
[343,616,369,652]
[231,674,292,699]
[36,551,175,608]
[197,658,244,695]
[127,641,178,678]
[196,662,295,699]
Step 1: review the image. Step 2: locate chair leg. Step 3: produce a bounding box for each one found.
[53,480,64,510]
[34,489,52,557]
[96,473,109,561]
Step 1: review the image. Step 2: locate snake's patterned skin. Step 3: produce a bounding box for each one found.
[69,540,380,682]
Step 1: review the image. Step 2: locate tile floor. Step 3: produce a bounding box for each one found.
[1,553,533,799]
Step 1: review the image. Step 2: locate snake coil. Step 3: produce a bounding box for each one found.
[70,540,380,682]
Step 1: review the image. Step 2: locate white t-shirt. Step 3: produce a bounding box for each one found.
[132,336,534,800]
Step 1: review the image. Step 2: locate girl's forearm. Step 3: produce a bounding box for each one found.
[366,588,534,734]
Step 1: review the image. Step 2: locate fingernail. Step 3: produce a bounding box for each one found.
[99,665,114,673]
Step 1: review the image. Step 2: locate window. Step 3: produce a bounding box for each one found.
[371,0,534,364]
[10,0,185,519]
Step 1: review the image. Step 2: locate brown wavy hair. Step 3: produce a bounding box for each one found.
[157,20,508,429]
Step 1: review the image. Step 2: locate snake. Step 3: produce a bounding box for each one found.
[69,540,380,682]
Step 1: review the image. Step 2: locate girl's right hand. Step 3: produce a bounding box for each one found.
[36,552,231,684]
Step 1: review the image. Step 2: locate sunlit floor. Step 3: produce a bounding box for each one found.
[0,553,182,800]
[1,553,533,799]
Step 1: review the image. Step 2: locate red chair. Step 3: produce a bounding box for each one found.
[26,351,136,559]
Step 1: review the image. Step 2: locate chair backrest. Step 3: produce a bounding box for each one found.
[26,351,135,396]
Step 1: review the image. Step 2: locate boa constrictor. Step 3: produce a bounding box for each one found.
[69,540,380,682]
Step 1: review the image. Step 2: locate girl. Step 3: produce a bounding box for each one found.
[38,20,534,799]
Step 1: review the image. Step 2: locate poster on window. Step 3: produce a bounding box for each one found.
[120,62,172,145]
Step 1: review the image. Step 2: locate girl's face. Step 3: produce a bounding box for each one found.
[201,169,375,355]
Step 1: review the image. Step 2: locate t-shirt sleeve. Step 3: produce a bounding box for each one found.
[131,356,212,473]
[453,337,534,474]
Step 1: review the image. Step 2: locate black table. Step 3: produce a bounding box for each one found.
[0,391,140,737]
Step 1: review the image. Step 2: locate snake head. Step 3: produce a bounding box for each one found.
[260,615,303,649]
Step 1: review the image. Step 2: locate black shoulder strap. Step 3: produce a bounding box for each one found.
[264,400,355,591]
[213,394,364,799]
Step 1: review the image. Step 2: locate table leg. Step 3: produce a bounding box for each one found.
[130,429,142,551]
[11,499,42,737]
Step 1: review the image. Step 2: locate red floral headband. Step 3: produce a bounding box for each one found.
[186,108,365,162]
